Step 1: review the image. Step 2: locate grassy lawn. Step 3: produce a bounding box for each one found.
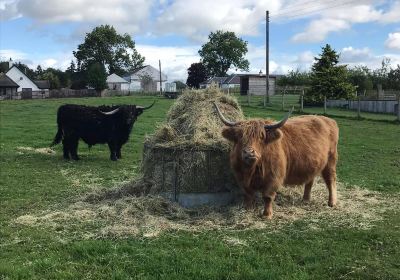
[1,95,399,279]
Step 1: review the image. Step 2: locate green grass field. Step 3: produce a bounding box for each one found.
[1,95,399,279]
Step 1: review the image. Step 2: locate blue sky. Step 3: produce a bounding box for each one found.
[1,0,400,81]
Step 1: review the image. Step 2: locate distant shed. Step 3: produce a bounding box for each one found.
[239,74,282,96]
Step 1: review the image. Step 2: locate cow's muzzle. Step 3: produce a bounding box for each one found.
[242,148,259,166]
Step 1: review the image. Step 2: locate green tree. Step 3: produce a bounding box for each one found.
[371,58,391,89]
[73,25,145,76]
[307,44,356,105]
[277,69,311,87]
[35,65,43,78]
[199,30,249,77]
[347,66,373,93]
[186,62,208,88]
[87,62,107,92]
[41,71,61,89]
[388,64,400,90]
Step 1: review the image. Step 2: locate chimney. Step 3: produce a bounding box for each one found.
[8,58,13,70]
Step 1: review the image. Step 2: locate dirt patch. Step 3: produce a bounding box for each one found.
[14,179,399,239]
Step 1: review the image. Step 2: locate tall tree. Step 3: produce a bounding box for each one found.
[186,62,208,88]
[198,30,249,77]
[35,65,44,78]
[347,66,373,92]
[73,25,145,76]
[307,44,356,105]
[87,62,107,92]
[388,64,400,90]
[277,69,311,87]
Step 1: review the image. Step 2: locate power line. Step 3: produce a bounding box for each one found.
[271,0,360,19]
[273,0,340,16]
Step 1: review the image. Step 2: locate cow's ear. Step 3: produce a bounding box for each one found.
[265,129,282,143]
[222,127,240,142]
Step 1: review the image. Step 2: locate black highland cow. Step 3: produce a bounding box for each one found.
[51,101,155,161]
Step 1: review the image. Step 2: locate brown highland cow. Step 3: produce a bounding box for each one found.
[214,103,339,219]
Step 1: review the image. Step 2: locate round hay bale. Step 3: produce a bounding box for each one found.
[143,87,244,207]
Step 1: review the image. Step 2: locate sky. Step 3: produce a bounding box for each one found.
[1,0,400,81]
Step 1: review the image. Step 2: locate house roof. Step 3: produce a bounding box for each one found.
[223,74,241,84]
[34,80,50,89]
[200,77,227,85]
[0,73,19,88]
[241,74,283,78]
[107,73,129,83]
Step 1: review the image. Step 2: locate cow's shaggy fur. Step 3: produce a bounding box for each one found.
[51,104,147,161]
[221,115,339,219]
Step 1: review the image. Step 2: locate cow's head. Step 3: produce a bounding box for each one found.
[213,102,292,167]
[99,100,156,125]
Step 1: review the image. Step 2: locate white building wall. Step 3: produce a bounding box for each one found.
[121,83,130,91]
[249,77,276,96]
[6,67,39,92]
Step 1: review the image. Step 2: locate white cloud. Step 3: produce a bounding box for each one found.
[340,47,373,63]
[155,0,283,41]
[0,48,73,70]
[292,18,350,43]
[136,44,200,81]
[1,0,154,34]
[291,1,400,43]
[385,32,400,50]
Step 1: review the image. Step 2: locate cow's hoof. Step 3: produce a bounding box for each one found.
[328,200,337,207]
[71,156,80,160]
[110,157,118,161]
[302,198,311,204]
[262,211,273,220]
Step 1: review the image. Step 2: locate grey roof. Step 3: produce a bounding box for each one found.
[223,74,241,84]
[200,77,227,85]
[0,73,19,88]
[34,80,50,89]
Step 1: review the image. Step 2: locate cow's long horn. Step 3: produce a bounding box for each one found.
[213,102,238,127]
[136,100,156,110]
[264,107,293,130]
[100,108,120,115]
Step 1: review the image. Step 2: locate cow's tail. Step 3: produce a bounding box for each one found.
[51,126,63,147]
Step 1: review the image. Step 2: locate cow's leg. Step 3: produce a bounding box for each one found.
[322,165,337,207]
[116,145,122,159]
[70,137,80,160]
[303,178,315,202]
[244,188,256,210]
[108,142,118,161]
[262,191,277,219]
[62,139,70,160]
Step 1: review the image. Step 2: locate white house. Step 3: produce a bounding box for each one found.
[6,64,50,99]
[123,65,167,92]
[7,66,41,92]
[106,73,129,91]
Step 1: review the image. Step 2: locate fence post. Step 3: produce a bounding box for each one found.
[281,88,285,111]
[247,90,250,106]
[324,95,327,114]
[357,95,361,119]
[397,93,400,122]
[301,89,304,113]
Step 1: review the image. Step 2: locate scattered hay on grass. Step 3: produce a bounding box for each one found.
[14,179,400,239]
[16,146,56,155]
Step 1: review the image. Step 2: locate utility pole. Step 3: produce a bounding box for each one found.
[159,60,162,96]
[264,10,270,108]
